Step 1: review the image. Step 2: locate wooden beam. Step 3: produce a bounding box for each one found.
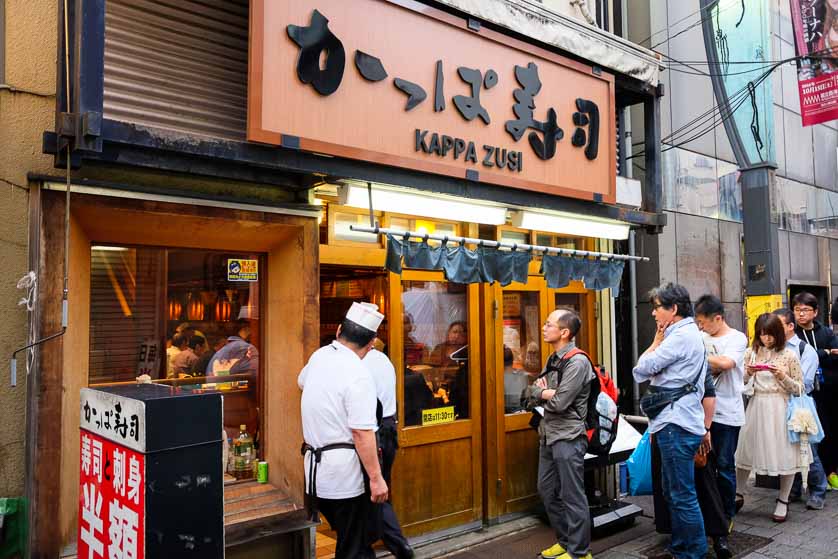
[28,191,68,557]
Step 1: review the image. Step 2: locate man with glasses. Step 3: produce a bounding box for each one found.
[527,309,595,559]
[634,283,707,559]
[793,292,838,490]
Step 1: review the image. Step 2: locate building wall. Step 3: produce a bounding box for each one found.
[631,0,838,346]
[0,0,57,498]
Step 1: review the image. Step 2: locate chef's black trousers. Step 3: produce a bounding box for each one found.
[367,417,411,557]
[319,494,370,559]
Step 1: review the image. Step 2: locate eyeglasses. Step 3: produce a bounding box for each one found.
[793,307,815,314]
[652,304,666,310]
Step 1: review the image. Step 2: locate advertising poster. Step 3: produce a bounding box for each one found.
[789,0,838,126]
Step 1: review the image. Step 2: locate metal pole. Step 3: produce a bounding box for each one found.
[629,229,640,414]
[350,225,651,263]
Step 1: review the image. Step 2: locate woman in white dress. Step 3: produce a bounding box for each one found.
[735,313,808,522]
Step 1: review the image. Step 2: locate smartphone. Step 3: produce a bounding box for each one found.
[751,364,773,370]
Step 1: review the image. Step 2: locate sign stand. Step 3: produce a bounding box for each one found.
[78,384,225,558]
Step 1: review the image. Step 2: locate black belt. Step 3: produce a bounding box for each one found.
[300,441,356,522]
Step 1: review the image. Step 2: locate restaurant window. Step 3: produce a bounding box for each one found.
[320,265,389,349]
[535,233,581,251]
[502,291,542,414]
[402,280,469,426]
[332,210,381,244]
[89,246,263,471]
[389,216,459,247]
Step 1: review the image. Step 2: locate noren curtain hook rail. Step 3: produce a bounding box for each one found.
[349,226,651,263]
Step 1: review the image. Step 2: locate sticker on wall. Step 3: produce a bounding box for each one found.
[228,259,258,282]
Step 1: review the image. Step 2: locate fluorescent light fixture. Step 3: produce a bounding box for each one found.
[91,246,129,251]
[339,183,507,225]
[510,210,630,240]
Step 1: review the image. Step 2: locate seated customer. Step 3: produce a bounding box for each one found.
[171,335,205,377]
[503,346,529,413]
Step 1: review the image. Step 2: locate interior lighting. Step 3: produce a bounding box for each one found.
[510,210,630,240]
[339,183,507,226]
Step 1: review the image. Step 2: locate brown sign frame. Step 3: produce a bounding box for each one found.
[248,0,616,204]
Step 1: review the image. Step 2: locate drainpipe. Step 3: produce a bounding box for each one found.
[629,229,640,414]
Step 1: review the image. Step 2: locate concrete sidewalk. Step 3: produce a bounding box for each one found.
[410,482,838,559]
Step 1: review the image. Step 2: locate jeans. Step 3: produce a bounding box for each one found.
[710,423,740,520]
[656,424,707,559]
[791,443,828,501]
[537,436,590,557]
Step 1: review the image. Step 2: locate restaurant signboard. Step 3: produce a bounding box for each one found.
[248,0,617,203]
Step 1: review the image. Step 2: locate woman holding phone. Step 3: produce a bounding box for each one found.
[734,313,809,522]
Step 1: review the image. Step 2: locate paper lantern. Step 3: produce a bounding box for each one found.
[215,295,232,322]
[168,298,183,321]
[186,293,204,321]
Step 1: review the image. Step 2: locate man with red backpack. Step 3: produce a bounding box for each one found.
[526,308,595,559]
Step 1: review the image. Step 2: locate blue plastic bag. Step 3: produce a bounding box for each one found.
[626,430,653,496]
[787,393,825,444]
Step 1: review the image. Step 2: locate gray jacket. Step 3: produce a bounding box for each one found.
[526,342,594,445]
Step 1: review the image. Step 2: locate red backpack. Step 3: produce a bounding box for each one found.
[563,348,619,456]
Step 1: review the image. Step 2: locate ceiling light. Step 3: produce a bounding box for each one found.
[339,183,507,226]
[510,210,630,240]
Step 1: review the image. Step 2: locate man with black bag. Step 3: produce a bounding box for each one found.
[633,283,707,559]
[525,308,594,559]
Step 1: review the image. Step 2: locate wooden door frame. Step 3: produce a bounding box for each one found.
[389,268,483,533]
[483,278,551,519]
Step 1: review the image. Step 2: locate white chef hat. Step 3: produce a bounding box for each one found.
[346,302,384,332]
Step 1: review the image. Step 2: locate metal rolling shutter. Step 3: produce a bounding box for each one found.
[103,0,248,141]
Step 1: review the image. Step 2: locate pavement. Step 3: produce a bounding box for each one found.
[405,480,838,559]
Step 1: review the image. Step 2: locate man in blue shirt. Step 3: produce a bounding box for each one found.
[634,283,707,559]
[774,308,827,509]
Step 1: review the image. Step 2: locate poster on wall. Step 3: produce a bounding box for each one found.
[789,0,838,126]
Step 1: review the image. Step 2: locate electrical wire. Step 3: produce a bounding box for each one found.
[635,0,734,48]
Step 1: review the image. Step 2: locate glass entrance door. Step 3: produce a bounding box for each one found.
[390,270,483,536]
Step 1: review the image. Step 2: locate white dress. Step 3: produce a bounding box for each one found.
[734,347,810,476]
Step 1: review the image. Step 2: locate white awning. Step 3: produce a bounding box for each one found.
[435,0,663,88]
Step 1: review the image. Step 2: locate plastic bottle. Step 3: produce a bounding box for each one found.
[233,424,254,480]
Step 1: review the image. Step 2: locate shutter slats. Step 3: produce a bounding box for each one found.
[103,0,248,141]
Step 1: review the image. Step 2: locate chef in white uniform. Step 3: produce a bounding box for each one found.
[299,302,388,559]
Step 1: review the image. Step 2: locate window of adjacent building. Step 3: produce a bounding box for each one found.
[89,245,263,470]
[502,291,542,414]
[402,280,469,426]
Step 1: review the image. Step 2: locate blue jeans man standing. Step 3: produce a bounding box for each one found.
[710,423,740,521]
[656,424,707,559]
[634,284,709,559]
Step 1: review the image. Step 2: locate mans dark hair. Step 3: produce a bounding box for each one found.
[648,283,693,318]
[338,318,377,347]
[751,313,786,352]
[188,335,206,351]
[556,309,582,339]
[171,333,186,349]
[772,308,795,326]
[792,291,819,310]
[695,294,725,318]
[503,346,514,366]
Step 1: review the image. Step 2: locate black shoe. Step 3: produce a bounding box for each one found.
[393,543,415,559]
[734,493,745,513]
[713,536,732,559]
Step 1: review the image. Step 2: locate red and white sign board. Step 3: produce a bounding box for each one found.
[77,430,145,559]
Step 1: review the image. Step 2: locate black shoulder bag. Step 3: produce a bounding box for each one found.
[639,356,706,420]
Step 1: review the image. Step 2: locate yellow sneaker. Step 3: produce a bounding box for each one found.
[540,543,566,559]
[828,472,838,490]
